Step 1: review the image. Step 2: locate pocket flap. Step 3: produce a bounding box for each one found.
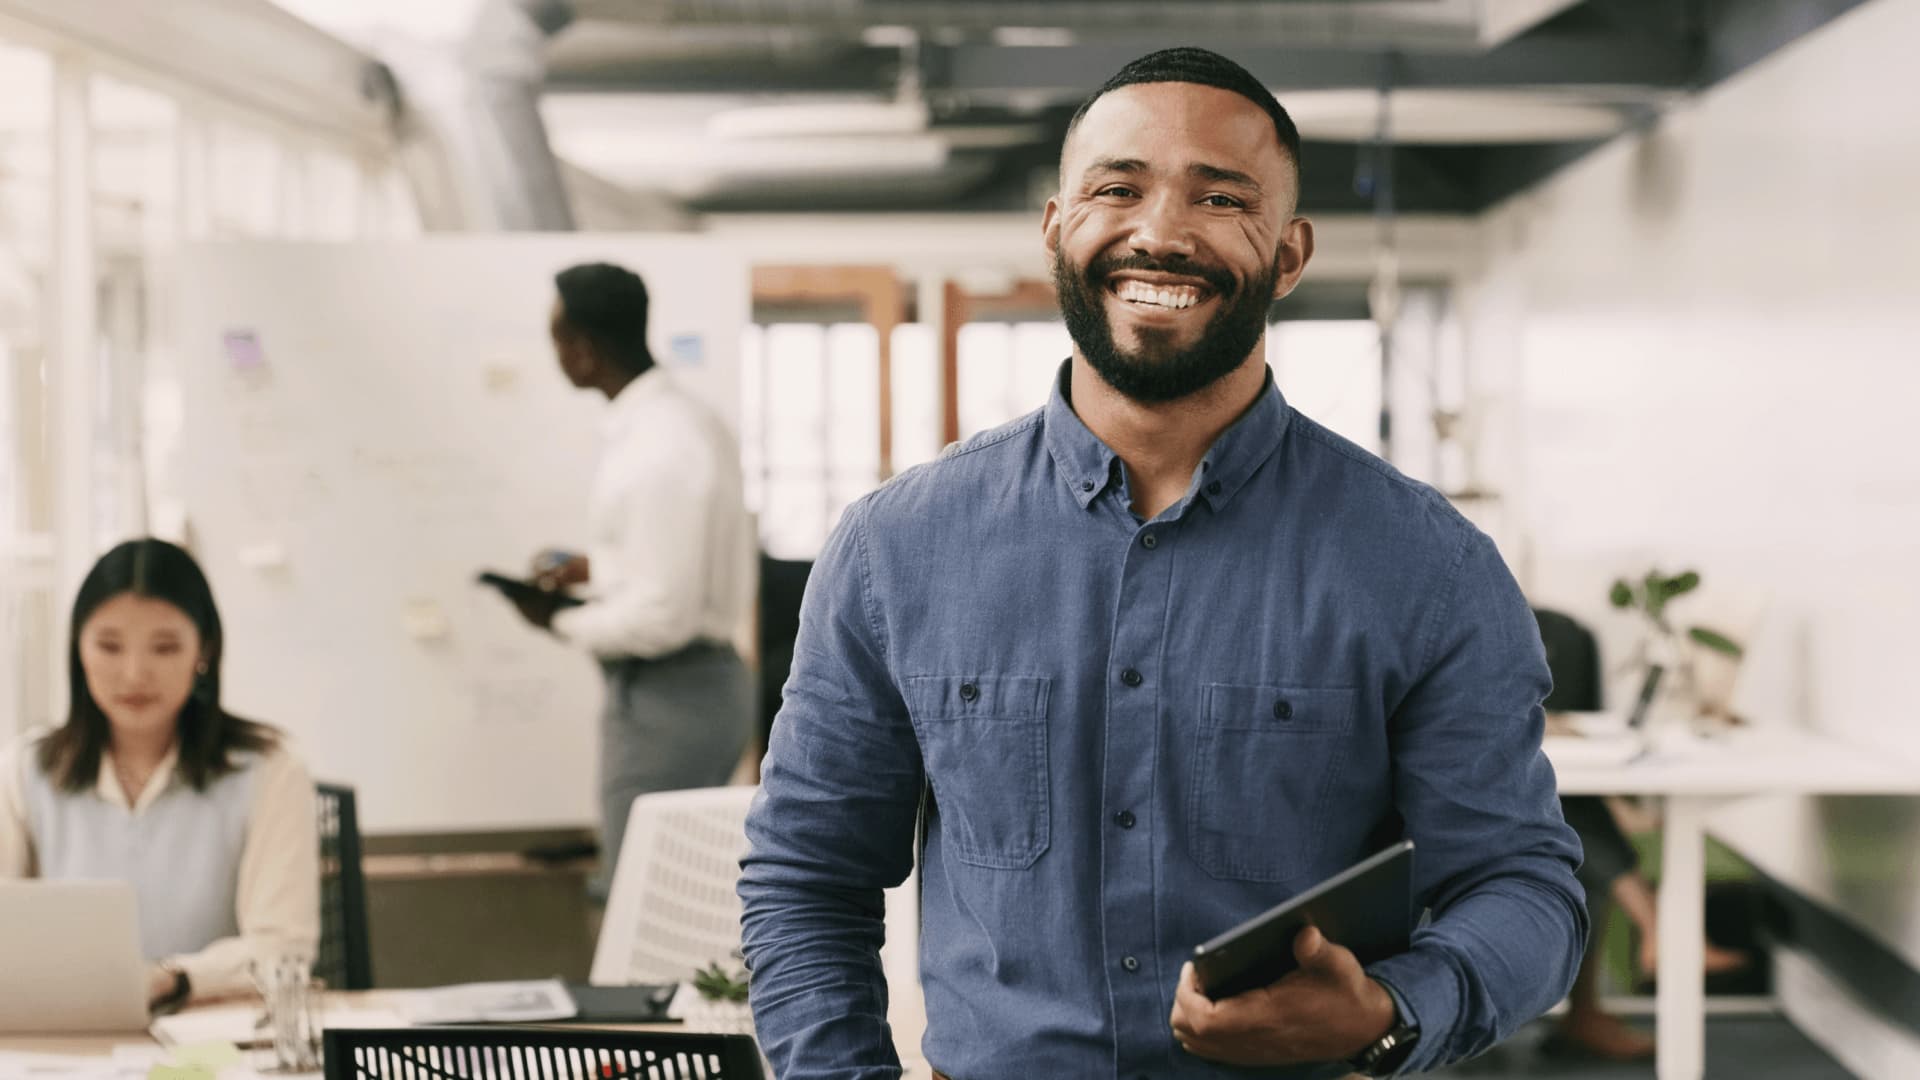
[1203,683,1355,733]
[905,674,1051,720]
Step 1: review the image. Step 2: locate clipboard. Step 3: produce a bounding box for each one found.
[476,571,585,609]
[1191,839,1414,1000]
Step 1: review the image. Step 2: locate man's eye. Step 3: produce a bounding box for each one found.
[1201,194,1243,208]
[1097,186,1139,199]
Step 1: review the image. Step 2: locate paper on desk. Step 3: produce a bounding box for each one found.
[395,979,575,1024]
[150,1004,408,1048]
[0,1047,156,1080]
[1542,732,1646,768]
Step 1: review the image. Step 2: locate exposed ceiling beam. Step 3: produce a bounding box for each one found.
[938,33,1697,99]
[546,29,1698,98]
[0,0,391,149]
[566,0,1578,52]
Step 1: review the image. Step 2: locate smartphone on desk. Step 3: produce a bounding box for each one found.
[1191,840,1414,1000]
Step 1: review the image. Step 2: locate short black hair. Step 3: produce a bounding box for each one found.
[555,262,654,375]
[1066,47,1302,184]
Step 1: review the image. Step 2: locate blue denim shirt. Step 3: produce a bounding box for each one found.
[741,364,1586,1079]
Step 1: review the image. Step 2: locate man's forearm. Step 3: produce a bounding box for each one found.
[739,875,902,1080]
[1365,864,1587,1072]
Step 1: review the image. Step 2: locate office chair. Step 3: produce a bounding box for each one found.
[591,786,759,985]
[589,786,919,996]
[315,782,374,990]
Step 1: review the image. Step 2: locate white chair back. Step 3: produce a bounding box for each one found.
[590,784,921,1012]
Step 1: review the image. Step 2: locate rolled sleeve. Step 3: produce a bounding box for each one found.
[738,498,925,1080]
[1376,529,1588,1071]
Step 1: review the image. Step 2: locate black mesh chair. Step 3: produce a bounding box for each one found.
[315,782,374,990]
[322,1027,767,1080]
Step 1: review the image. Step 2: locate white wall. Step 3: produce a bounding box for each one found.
[1458,0,1920,1060]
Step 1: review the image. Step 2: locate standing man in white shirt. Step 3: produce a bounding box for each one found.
[508,261,756,901]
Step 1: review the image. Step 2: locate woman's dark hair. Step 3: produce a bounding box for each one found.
[38,538,276,793]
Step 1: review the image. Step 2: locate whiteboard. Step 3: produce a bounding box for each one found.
[171,237,748,833]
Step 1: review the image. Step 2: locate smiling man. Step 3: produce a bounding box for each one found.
[740,48,1586,1079]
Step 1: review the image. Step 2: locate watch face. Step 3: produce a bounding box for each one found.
[1351,1024,1419,1076]
[1372,1025,1419,1074]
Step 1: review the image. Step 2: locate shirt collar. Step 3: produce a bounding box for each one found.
[605,366,669,433]
[97,742,182,813]
[1041,359,1292,514]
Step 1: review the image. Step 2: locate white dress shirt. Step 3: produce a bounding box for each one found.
[0,729,320,1002]
[552,366,755,659]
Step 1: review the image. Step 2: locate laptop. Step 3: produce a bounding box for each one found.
[0,880,150,1032]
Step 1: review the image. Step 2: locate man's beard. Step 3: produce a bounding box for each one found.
[1053,247,1279,404]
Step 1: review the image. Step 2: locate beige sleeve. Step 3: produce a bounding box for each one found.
[0,736,36,879]
[169,746,321,1001]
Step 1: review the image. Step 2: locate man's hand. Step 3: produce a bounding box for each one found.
[1169,926,1398,1066]
[530,550,590,591]
[147,965,180,1008]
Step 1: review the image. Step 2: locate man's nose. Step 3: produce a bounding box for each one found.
[1124,191,1199,263]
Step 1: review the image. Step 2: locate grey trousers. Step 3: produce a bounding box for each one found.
[593,642,753,901]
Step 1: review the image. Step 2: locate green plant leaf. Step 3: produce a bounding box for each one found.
[693,960,751,1003]
[1609,580,1634,609]
[1665,571,1701,598]
[1688,626,1744,658]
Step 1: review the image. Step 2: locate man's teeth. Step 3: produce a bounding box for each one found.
[1115,280,1204,309]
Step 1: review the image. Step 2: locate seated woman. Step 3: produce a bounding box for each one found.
[0,538,318,1010]
[1536,607,1751,1060]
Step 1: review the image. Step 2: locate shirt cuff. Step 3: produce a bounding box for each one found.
[1365,947,1458,1074]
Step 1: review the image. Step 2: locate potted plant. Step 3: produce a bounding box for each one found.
[1608,568,1745,725]
[681,954,755,1035]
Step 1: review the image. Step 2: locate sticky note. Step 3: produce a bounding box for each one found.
[171,1041,243,1069]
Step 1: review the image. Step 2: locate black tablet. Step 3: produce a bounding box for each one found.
[477,571,585,609]
[1192,839,1414,1000]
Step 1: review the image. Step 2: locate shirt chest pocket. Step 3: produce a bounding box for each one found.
[1188,683,1356,885]
[905,674,1052,870]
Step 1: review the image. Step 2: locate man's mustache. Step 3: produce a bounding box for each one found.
[1082,253,1237,298]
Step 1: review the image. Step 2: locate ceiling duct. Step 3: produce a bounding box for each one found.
[378,0,579,230]
[568,0,1582,51]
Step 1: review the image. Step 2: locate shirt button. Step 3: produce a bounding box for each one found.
[1114,810,1136,829]
[959,682,979,703]
[1207,480,1223,496]
[1081,480,1095,493]
[1141,533,1158,550]
[1121,668,1143,688]
[1274,699,1294,721]
[1122,955,1140,973]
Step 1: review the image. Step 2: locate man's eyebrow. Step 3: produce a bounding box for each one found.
[1191,162,1262,192]
[1084,157,1148,176]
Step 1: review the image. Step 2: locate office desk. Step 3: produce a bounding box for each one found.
[0,993,933,1079]
[1548,726,1920,1080]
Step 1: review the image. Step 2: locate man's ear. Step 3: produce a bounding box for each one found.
[1271,216,1315,302]
[1041,195,1063,264]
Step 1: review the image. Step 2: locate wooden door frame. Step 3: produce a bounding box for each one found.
[751,265,909,479]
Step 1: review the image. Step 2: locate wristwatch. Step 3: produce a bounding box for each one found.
[1347,1021,1419,1077]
